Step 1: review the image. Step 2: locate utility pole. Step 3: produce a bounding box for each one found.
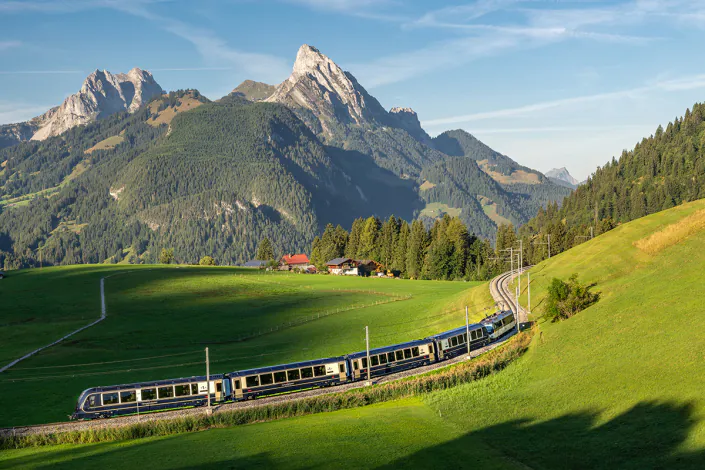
[515,285,520,330]
[365,326,371,386]
[528,271,531,316]
[547,234,551,259]
[465,306,471,359]
[516,253,521,300]
[518,239,523,275]
[205,347,212,414]
[590,226,594,239]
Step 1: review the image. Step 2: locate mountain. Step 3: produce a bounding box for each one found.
[0,68,163,148]
[230,80,276,102]
[0,46,569,270]
[519,102,705,263]
[545,167,579,189]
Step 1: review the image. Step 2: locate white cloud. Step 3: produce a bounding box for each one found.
[115,4,290,84]
[0,101,50,125]
[283,0,407,21]
[422,74,705,127]
[0,40,21,51]
[0,70,82,74]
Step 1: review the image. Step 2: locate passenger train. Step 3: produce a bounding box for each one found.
[71,310,517,420]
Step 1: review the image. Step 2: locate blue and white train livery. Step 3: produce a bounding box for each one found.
[71,310,518,420]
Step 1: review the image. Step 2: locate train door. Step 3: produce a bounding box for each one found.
[214,380,223,402]
[232,378,243,400]
[338,362,347,382]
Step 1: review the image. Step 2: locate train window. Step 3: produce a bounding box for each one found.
[411,347,420,357]
[301,367,314,378]
[403,348,411,359]
[158,386,174,399]
[175,385,190,397]
[142,388,157,401]
[102,392,119,405]
[87,394,100,407]
[379,354,388,364]
[371,356,379,367]
[388,352,396,363]
[470,330,477,340]
[234,380,241,390]
[287,369,300,381]
[395,350,404,361]
[314,365,326,377]
[462,333,467,343]
[120,390,136,403]
[274,371,287,383]
[451,337,458,347]
[361,358,368,368]
[246,376,260,388]
[353,361,359,370]
[339,364,345,373]
[260,373,274,386]
[191,384,200,394]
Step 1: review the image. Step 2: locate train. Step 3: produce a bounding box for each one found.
[71,310,517,420]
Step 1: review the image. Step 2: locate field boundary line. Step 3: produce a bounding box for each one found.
[0,270,139,373]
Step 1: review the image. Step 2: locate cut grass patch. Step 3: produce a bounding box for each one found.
[85,136,124,154]
[147,96,203,127]
[419,180,436,191]
[420,202,461,218]
[633,207,705,254]
[477,195,512,227]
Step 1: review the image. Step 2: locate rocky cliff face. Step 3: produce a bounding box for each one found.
[266,45,391,135]
[389,107,431,145]
[546,167,579,188]
[30,68,163,140]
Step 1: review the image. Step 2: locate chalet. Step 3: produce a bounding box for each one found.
[356,260,384,276]
[280,254,310,271]
[326,258,358,275]
[243,260,268,269]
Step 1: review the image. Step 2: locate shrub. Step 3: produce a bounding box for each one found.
[543,273,600,322]
[198,256,216,266]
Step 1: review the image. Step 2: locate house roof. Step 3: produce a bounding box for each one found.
[281,254,309,265]
[326,257,352,266]
[243,260,268,267]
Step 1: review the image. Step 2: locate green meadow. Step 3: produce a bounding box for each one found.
[3,199,705,468]
[0,266,483,426]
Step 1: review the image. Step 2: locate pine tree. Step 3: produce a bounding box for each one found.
[406,220,427,279]
[256,237,275,260]
[358,216,381,260]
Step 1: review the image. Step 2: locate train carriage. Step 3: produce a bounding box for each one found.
[481,310,517,341]
[346,339,436,381]
[71,374,226,420]
[226,356,348,401]
[431,324,488,360]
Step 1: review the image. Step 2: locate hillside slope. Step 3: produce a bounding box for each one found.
[3,200,703,468]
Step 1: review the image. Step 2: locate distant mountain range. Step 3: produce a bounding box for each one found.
[546,167,580,189]
[0,45,569,268]
[0,68,163,148]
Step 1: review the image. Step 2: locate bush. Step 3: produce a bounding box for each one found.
[544,273,600,322]
[198,256,216,266]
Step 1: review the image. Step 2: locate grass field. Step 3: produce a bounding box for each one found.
[3,200,704,468]
[0,267,485,426]
[420,202,462,218]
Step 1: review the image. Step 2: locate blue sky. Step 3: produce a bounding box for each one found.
[2,0,705,180]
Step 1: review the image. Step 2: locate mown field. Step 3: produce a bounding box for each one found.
[0,266,486,426]
[3,200,704,468]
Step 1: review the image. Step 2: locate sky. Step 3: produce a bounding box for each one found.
[2,0,705,180]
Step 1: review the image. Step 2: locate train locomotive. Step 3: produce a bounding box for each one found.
[71,310,517,420]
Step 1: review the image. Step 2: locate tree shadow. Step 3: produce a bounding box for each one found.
[378,401,704,469]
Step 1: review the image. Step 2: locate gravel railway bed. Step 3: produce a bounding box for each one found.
[2,271,522,438]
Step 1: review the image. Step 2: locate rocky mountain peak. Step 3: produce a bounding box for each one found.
[30,67,163,141]
[266,44,389,133]
[389,107,431,145]
[546,167,579,185]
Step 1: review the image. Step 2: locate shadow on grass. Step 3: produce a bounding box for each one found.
[378,401,703,470]
[3,401,702,469]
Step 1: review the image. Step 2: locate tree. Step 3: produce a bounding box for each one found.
[346,218,364,259]
[199,255,216,266]
[358,216,381,260]
[159,248,174,264]
[256,237,275,261]
[406,220,427,279]
[544,273,600,322]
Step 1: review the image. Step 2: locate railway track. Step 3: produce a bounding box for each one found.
[490,269,529,327]
[1,271,523,437]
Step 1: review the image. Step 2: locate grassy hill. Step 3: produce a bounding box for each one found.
[0,267,485,427]
[4,199,703,468]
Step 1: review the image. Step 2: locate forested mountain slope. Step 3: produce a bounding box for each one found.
[520,102,705,262]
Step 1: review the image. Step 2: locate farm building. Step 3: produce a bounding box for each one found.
[280,254,310,271]
[243,260,268,268]
[326,258,359,275]
[356,260,384,276]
